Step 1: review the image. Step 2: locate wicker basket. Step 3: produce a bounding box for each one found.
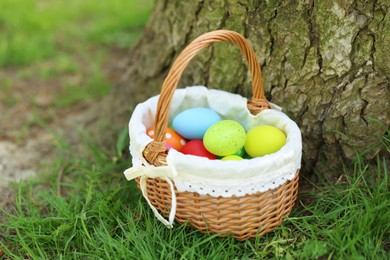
[128,30,300,241]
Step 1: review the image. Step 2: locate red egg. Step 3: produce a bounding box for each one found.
[181,140,217,160]
[146,127,187,151]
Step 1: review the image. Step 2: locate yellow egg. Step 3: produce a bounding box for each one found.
[244,125,286,157]
[221,155,243,161]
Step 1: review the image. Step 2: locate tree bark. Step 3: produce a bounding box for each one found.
[94,0,389,176]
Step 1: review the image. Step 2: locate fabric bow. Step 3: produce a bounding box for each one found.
[123,165,177,228]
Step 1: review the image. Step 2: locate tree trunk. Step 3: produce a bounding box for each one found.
[94,0,389,176]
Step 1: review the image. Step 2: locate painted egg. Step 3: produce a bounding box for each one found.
[146,127,187,151]
[203,120,246,156]
[180,140,216,160]
[244,125,286,157]
[172,107,221,140]
[234,147,246,157]
[217,147,247,159]
[221,155,243,161]
[244,154,253,159]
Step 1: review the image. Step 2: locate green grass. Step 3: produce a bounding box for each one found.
[54,58,112,107]
[0,131,389,259]
[1,0,389,258]
[0,0,152,109]
[0,0,153,142]
[0,0,152,67]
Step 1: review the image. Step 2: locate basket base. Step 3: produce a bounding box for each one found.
[135,171,299,241]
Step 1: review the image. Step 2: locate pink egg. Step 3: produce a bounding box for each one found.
[181,140,216,160]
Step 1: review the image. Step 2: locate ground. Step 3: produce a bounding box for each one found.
[0,0,152,208]
[0,47,128,207]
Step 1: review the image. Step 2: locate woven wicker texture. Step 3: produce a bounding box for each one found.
[138,30,299,240]
[136,172,298,240]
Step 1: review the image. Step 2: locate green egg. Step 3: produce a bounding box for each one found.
[244,154,253,159]
[217,147,246,159]
[203,120,246,156]
[221,155,243,161]
[234,147,246,157]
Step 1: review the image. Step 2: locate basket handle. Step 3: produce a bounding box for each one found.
[145,30,270,165]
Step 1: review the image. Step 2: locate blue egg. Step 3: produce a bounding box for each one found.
[172,107,221,140]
